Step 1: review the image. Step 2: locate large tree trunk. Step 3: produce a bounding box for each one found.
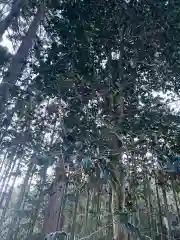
[110,105,127,240]
[110,92,127,240]
[0,0,28,38]
[110,132,127,239]
[0,3,44,113]
[43,158,67,236]
[110,15,128,239]
[111,166,127,240]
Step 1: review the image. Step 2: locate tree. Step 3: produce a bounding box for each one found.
[1,1,180,240]
[32,0,180,239]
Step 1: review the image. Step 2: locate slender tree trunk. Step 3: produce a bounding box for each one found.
[131,151,140,227]
[0,155,17,205]
[84,189,90,235]
[25,167,47,240]
[0,3,44,113]
[0,159,12,194]
[147,181,156,239]
[161,186,172,240]
[57,182,68,231]
[143,178,153,238]
[66,200,74,234]
[0,180,15,224]
[107,187,113,240]
[0,148,17,202]
[12,172,34,240]
[70,191,79,240]
[0,151,8,176]
[171,178,180,223]
[155,179,164,240]
[96,190,101,229]
[89,189,96,237]
[6,162,34,240]
[0,158,21,226]
[0,0,28,38]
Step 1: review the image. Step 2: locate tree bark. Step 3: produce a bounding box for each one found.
[107,187,113,240]
[84,189,90,235]
[0,3,44,113]
[42,158,67,236]
[171,178,180,223]
[57,182,68,231]
[155,178,164,240]
[0,151,8,177]
[109,15,128,239]
[96,190,101,229]
[161,186,172,240]
[111,171,127,240]
[69,191,79,240]
[0,153,11,189]
[148,180,156,239]
[143,177,154,238]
